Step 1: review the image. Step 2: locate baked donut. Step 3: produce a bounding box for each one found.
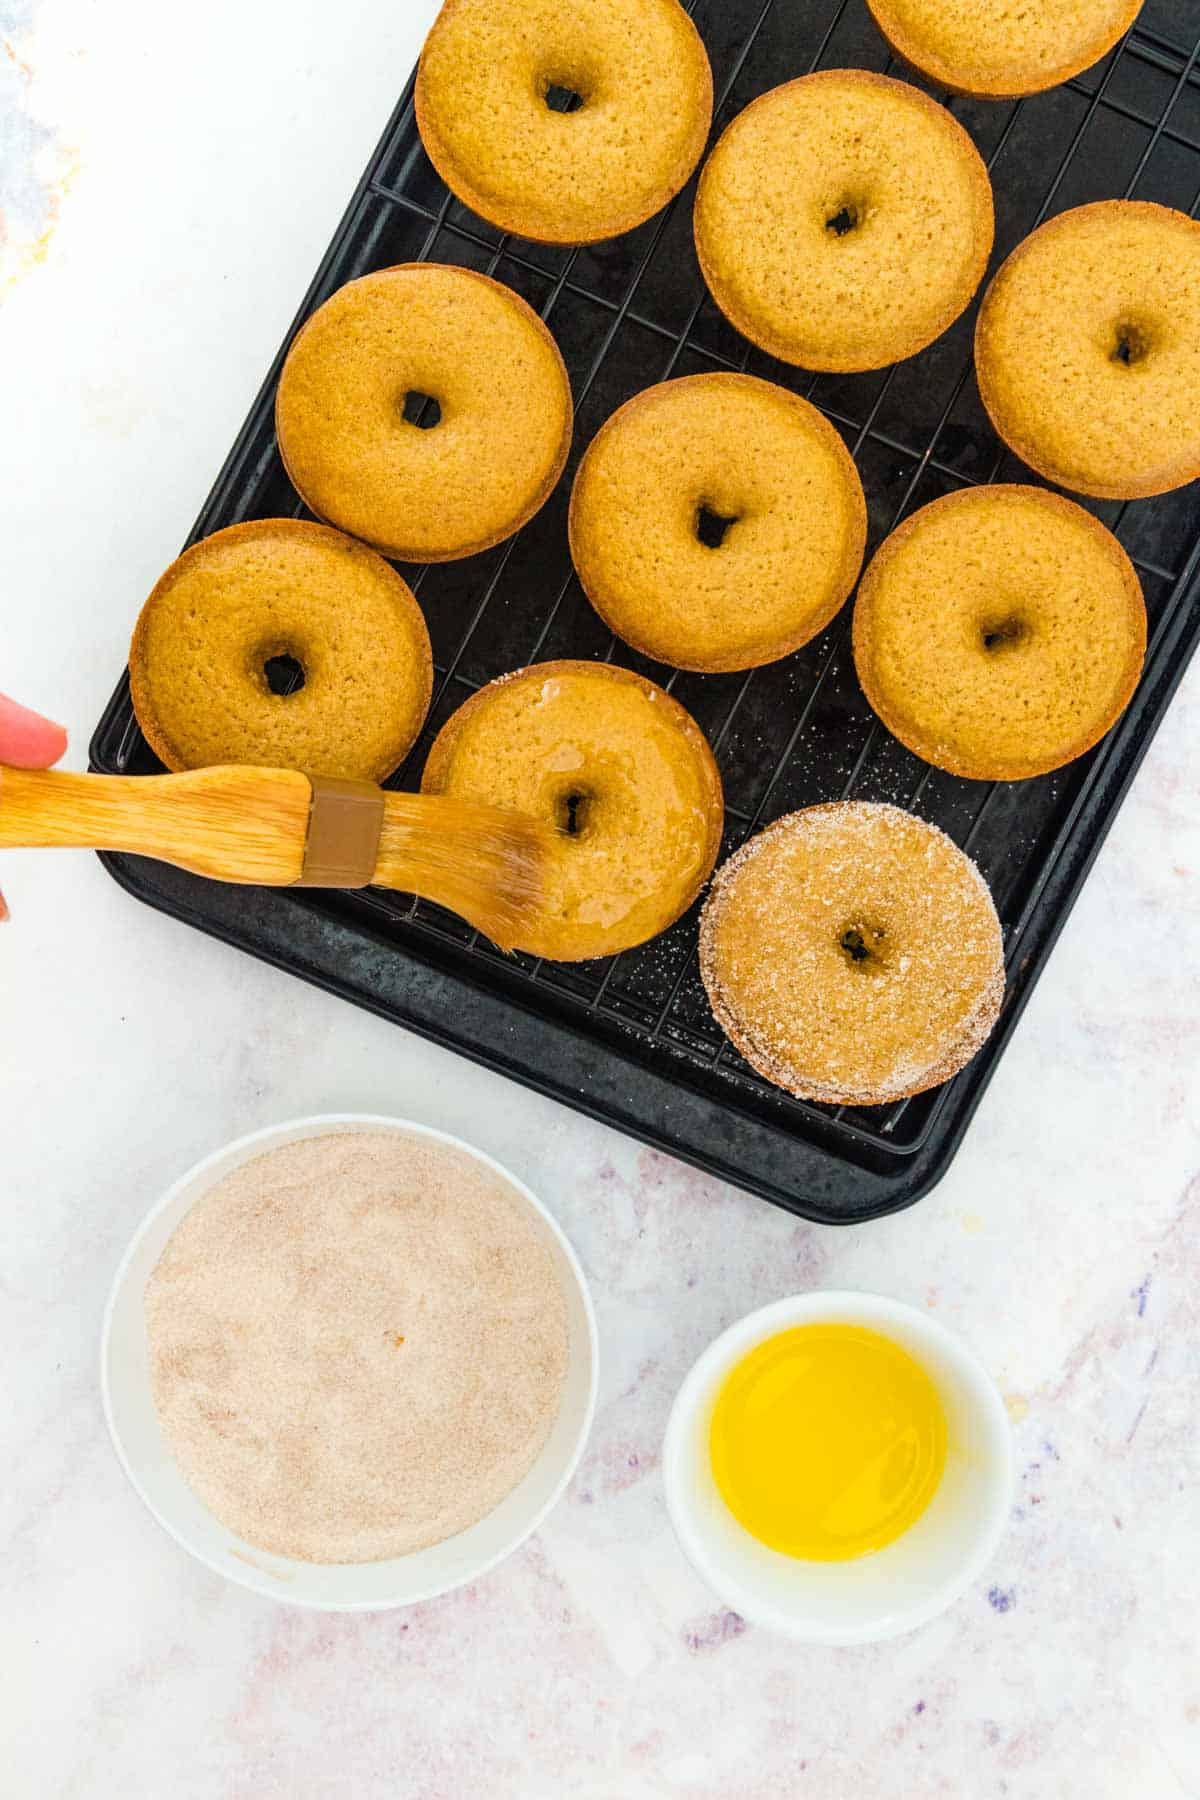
[421,660,723,960]
[700,802,1004,1106]
[129,520,432,781]
[866,0,1142,100]
[276,264,572,561]
[415,0,712,244]
[854,486,1146,781]
[568,373,867,673]
[693,71,993,372]
[975,201,1200,499]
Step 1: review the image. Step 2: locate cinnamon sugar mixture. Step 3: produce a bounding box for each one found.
[144,1131,568,1563]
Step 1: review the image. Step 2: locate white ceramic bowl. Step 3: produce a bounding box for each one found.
[102,1113,598,1611]
[663,1290,1012,1644]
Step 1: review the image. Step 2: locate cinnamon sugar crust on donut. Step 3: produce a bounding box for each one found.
[700,802,1004,1106]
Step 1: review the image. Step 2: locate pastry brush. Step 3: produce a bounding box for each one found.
[0,763,556,952]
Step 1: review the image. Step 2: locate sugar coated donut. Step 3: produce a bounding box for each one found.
[421,660,723,960]
[568,373,867,673]
[866,0,1142,100]
[975,201,1200,499]
[693,71,994,372]
[130,520,433,781]
[276,264,572,562]
[700,802,1005,1106]
[415,0,712,244]
[854,486,1146,782]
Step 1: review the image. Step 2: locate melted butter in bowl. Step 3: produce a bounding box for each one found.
[664,1291,1011,1644]
[709,1323,947,1562]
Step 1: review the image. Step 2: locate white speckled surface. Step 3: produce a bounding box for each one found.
[2,3,1199,1794]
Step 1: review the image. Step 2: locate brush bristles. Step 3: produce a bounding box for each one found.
[375,793,556,951]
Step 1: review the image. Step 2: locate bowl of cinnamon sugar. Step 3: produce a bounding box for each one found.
[102,1114,598,1609]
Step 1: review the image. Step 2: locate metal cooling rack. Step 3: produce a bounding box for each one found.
[91,0,1200,1218]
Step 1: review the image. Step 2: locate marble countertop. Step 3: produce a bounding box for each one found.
[3,3,1198,1794]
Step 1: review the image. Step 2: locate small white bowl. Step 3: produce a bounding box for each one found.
[102,1113,598,1611]
[663,1290,1012,1645]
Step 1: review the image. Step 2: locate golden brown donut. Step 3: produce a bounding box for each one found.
[694,70,994,372]
[568,374,867,673]
[422,660,723,960]
[700,802,1005,1106]
[130,520,432,781]
[853,486,1146,781]
[975,201,1200,499]
[415,0,712,244]
[276,264,572,561]
[866,0,1143,100]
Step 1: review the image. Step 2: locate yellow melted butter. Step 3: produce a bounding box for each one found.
[709,1323,947,1561]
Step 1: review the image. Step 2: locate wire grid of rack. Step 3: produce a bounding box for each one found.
[92,0,1200,1206]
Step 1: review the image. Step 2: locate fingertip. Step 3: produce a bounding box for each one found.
[0,693,69,768]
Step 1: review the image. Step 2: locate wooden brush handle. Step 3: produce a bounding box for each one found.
[0,764,313,884]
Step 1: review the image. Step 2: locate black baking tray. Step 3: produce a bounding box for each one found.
[91,0,1200,1223]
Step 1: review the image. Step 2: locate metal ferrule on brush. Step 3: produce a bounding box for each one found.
[292,776,385,888]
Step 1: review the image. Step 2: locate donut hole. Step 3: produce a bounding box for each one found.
[1111,320,1151,368]
[979,613,1029,655]
[262,652,306,697]
[695,503,739,550]
[542,80,585,114]
[839,922,888,971]
[401,389,442,430]
[554,787,594,838]
[825,201,861,239]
